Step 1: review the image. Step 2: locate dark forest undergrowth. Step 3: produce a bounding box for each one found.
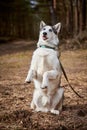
[0,40,87,130]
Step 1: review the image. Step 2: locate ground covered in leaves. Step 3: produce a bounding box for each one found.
[0,40,87,130]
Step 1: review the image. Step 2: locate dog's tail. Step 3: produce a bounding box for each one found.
[59,61,83,98]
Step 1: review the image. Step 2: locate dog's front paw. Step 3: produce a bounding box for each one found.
[50,109,60,115]
[25,80,31,84]
[41,85,48,89]
[41,82,48,89]
[25,78,31,83]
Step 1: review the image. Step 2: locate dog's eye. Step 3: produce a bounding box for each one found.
[49,29,52,32]
[43,28,46,30]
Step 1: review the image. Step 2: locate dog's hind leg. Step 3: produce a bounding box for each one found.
[57,92,64,112]
[35,107,49,113]
[50,87,64,114]
[50,109,60,115]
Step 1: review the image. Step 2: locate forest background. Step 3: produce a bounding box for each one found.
[0,0,87,44]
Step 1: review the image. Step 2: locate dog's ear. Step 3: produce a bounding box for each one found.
[53,23,61,34]
[40,21,46,30]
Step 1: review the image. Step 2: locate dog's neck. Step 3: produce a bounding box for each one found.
[39,45,56,50]
[37,41,58,50]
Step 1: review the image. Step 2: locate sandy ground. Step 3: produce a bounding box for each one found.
[0,41,87,130]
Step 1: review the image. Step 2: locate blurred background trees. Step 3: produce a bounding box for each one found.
[0,0,87,41]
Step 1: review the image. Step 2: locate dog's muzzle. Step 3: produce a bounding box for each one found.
[42,32,48,40]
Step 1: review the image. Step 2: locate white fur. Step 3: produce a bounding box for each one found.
[25,21,64,114]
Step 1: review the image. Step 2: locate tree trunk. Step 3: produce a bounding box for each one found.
[49,0,57,25]
[73,0,79,35]
[78,0,83,33]
[69,0,74,36]
[82,0,86,30]
[62,0,67,26]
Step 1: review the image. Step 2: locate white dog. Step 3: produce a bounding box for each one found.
[25,21,64,114]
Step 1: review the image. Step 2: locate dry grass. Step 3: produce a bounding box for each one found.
[0,41,87,130]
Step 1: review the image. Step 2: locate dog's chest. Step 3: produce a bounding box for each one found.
[37,55,51,73]
[33,48,58,75]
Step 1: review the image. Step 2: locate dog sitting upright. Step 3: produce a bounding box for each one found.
[25,21,64,114]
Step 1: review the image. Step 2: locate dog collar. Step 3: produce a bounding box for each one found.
[40,45,56,50]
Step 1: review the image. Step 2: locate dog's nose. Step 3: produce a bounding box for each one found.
[43,32,47,36]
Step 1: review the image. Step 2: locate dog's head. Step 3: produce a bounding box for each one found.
[37,21,61,48]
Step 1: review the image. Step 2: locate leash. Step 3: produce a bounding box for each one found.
[59,60,83,98]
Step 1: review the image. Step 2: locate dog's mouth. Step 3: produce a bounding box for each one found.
[42,36,48,40]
